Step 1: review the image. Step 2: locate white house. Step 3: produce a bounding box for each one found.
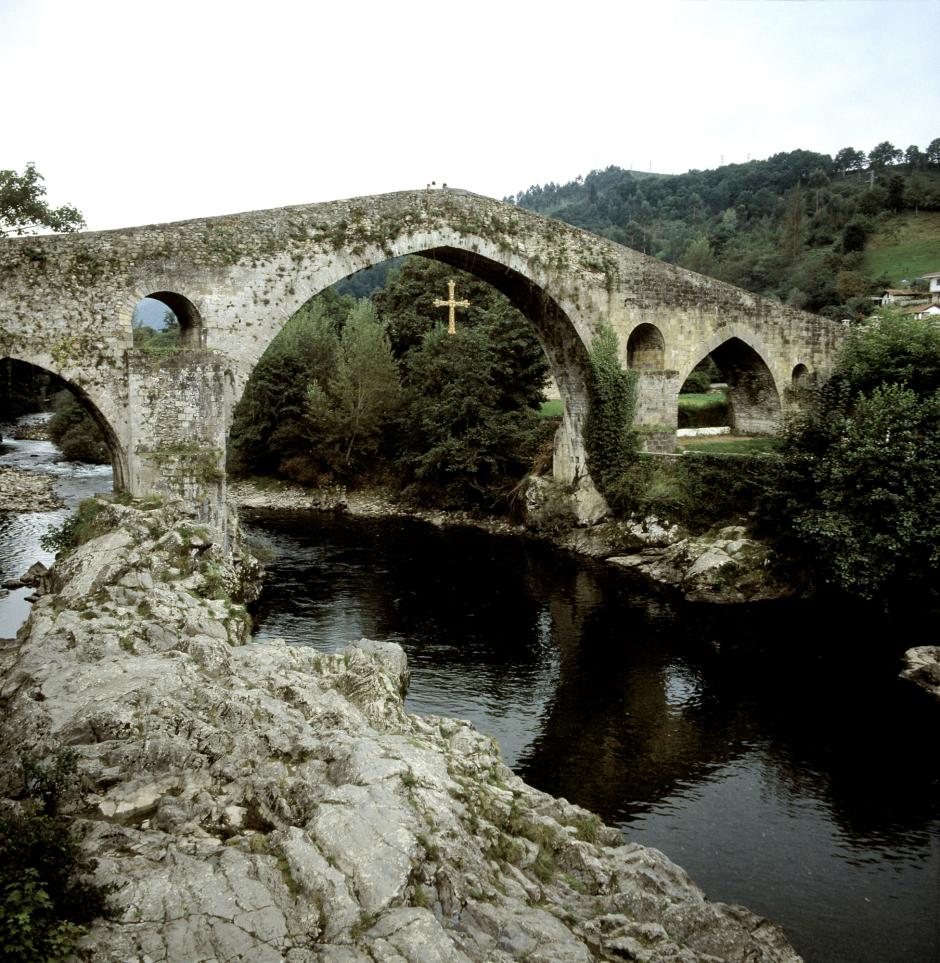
[916,272,940,304]
[880,288,919,306]
[915,303,940,320]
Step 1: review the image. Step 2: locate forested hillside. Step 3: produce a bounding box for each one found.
[507,140,940,319]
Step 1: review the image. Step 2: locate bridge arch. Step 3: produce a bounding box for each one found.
[0,354,127,489]
[127,289,204,348]
[627,323,666,369]
[231,233,598,485]
[681,331,782,435]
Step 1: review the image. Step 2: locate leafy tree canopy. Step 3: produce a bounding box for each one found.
[0,163,85,236]
[771,309,940,602]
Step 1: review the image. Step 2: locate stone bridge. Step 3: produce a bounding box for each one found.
[0,188,845,521]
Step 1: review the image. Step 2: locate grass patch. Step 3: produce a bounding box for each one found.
[678,436,777,455]
[677,390,726,410]
[539,398,563,418]
[863,211,940,285]
[677,391,728,429]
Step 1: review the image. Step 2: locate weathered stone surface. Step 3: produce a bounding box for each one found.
[1,188,844,520]
[609,525,795,603]
[0,498,802,961]
[900,645,940,700]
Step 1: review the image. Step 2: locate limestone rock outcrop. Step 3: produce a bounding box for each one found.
[0,498,802,961]
[900,645,940,700]
[609,525,796,604]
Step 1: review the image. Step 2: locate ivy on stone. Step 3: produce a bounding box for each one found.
[583,325,637,504]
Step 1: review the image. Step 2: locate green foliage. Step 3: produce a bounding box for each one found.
[679,368,713,394]
[677,391,728,428]
[40,499,109,555]
[621,451,779,532]
[396,326,549,507]
[304,300,401,474]
[511,148,940,316]
[232,256,551,507]
[47,391,109,464]
[0,163,85,236]
[132,312,182,354]
[583,326,637,504]
[0,750,116,962]
[771,310,940,600]
[228,291,347,479]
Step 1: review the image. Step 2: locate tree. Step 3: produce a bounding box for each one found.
[395,326,548,507]
[305,300,401,473]
[374,256,548,411]
[778,186,806,261]
[680,236,715,275]
[228,294,345,479]
[926,138,940,166]
[772,310,940,601]
[833,147,866,174]
[0,163,85,236]
[867,141,902,170]
[47,391,109,464]
[904,144,924,169]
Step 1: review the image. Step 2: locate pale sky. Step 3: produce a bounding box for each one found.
[2,0,937,231]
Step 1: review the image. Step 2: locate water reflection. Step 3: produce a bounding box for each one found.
[247,509,940,963]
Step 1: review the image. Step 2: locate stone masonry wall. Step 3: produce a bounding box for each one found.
[0,189,848,511]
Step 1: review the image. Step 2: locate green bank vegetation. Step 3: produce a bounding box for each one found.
[510,139,940,319]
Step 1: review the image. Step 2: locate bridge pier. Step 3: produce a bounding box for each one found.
[632,370,680,453]
[126,351,231,530]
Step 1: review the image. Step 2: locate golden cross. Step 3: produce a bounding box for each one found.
[433,279,471,335]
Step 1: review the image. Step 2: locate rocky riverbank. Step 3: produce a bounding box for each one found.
[0,464,64,512]
[900,645,940,701]
[0,496,801,962]
[230,478,796,605]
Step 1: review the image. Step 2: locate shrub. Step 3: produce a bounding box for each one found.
[40,499,109,555]
[47,392,109,464]
[0,750,116,962]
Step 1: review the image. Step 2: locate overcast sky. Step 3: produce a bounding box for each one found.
[2,0,937,231]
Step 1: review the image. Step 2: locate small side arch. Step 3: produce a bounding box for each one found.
[138,291,204,347]
[680,334,782,435]
[627,323,666,369]
[791,363,810,386]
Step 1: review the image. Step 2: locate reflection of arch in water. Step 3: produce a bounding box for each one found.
[683,335,781,434]
[0,355,125,489]
[627,323,666,369]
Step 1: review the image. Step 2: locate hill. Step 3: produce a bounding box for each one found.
[863,211,940,285]
[508,143,940,319]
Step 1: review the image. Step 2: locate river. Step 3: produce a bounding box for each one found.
[1,424,937,962]
[0,414,112,638]
[245,508,940,963]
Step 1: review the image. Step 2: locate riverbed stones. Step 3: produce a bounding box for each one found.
[0,464,63,512]
[0,497,802,961]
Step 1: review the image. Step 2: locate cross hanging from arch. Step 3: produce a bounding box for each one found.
[433,279,471,335]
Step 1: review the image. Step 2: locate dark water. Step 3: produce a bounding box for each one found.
[0,415,113,637]
[247,509,940,963]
